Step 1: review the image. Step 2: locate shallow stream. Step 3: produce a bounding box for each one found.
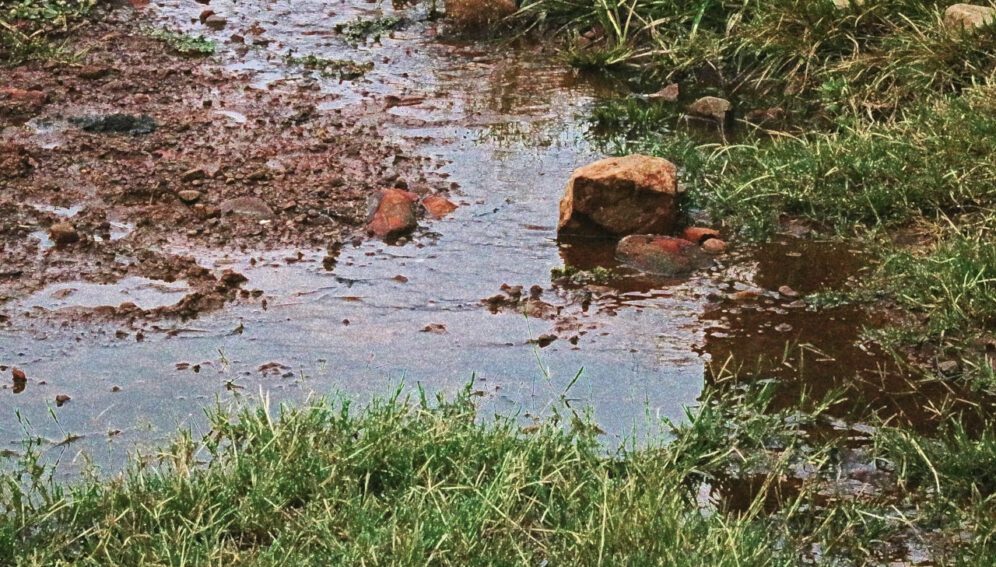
[0,0,924,472]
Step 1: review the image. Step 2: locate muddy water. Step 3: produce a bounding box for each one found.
[0,1,924,470]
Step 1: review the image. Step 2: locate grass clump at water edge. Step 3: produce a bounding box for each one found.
[3,383,996,564]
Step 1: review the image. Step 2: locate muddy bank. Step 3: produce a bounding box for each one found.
[1,7,443,323]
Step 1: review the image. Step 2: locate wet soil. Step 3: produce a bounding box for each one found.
[1,8,440,321]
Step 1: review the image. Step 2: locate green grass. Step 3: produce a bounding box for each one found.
[0,0,96,65]
[336,15,405,45]
[284,53,373,80]
[144,27,216,56]
[2,384,995,564]
[519,0,996,116]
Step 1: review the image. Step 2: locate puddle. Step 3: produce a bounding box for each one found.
[0,0,937,471]
[30,203,84,218]
[14,277,190,312]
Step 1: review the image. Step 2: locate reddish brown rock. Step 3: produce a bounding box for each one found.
[0,87,47,113]
[49,222,80,245]
[422,195,458,219]
[616,235,704,276]
[368,188,419,239]
[558,155,682,237]
[682,226,721,244]
[55,394,71,407]
[11,368,26,383]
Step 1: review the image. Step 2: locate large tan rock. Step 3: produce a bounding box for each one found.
[558,154,682,237]
[445,0,517,28]
[945,4,996,30]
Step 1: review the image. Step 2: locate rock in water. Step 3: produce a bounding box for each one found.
[616,235,704,276]
[944,4,996,30]
[687,96,732,123]
[558,154,682,237]
[368,188,419,239]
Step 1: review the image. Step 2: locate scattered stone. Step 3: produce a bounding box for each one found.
[78,65,112,80]
[778,285,800,298]
[744,107,786,127]
[559,154,682,237]
[445,0,517,28]
[730,290,761,302]
[198,9,215,23]
[220,196,274,219]
[687,96,731,123]
[938,360,961,376]
[422,194,458,219]
[181,168,207,182]
[616,235,704,276]
[177,190,202,204]
[422,323,447,334]
[367,188,419,239]
[774,323,794,333]
[944,4,996,30]
[682,226,721,244]
[218,269,248,289]
[70,113,156,135]
[832,0,864,9]
[204,14,228,29]
[785,300,808,309]
[11,368,26,384]
[647,83,680,102]
[55,394,71,407]
[49,222,80,245]
[531,334,558,348]
[701,238,727,255]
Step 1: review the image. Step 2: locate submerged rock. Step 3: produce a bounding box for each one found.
[422,194,458,219]
[944,4,996,30]
[367,188,418,239]
[558,154,682,237]
[616,235,705,276]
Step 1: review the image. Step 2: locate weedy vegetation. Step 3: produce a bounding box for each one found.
[143,26,216,56]
[518,0,996,376]
[0,0,96,64]
[2,383,995,565]
[284,53,374,80]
